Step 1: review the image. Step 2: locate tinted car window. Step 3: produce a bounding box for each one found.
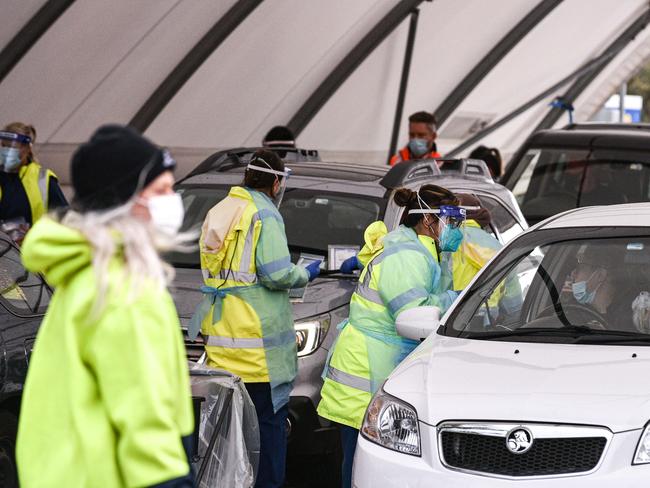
[478,195,524,243]
[0,238,50,314]
[512,148,650,223]
[448,235,650,344]
[280,190,382,253]
[170,186,384,266]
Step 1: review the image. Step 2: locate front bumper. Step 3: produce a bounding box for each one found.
[353,423,650,487]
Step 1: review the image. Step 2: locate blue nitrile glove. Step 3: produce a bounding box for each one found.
[305,260,321,281]
[340,255,360,274]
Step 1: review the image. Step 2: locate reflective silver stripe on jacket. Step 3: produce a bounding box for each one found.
[206,336,264,348]
[326,365,372,393]
[239,214,259,272]
[201,214,259,284]
[37,167,48,208]
[354,262,383,306]
[387,288,428,315]
[354,242,430,307]
[217,269,257,283]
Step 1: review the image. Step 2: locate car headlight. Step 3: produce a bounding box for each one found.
[633,422,650,464]
[360,388,421,456]
[295,313,330,357]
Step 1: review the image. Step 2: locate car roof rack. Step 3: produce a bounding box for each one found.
[380,158,494,189]
[182,146,321,180]
[438,158,493,182]
[380,159,442,189]
[562,122,650,132]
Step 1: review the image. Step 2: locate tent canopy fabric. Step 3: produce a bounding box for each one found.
[3,0,650,173]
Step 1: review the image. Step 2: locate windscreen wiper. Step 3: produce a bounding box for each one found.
[467,325,650,343]
[573,331,650,344]
[465,325,596,340]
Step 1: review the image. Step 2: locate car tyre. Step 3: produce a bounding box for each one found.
[0,410,19,488]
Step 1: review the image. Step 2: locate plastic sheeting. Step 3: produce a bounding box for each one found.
[189,363,260,488]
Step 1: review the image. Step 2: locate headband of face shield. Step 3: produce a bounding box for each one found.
[0,131,31,173]
[0,131,32,146]
[246,157,291,207]
[408,195,466,252]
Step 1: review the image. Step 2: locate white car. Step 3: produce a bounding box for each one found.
[353,203,650,487]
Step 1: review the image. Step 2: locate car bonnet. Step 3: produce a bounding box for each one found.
[384,334,650,433]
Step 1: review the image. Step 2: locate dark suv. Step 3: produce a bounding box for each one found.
[0,232,51,488]
[168,148,527,462]
[503,123,650,225]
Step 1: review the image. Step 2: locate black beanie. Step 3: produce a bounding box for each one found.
[71,124,176,211]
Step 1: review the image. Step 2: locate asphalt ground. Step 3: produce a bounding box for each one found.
[285,449,342,488]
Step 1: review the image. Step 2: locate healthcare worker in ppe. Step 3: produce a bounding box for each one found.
[318,184,464,488]
[445,193,502,292]
[16,125,194,487]
[0,122,67,231]
[193,149,320,488]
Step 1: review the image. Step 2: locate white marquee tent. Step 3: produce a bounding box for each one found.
[3,0,650,180]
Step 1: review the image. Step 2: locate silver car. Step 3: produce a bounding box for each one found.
[168,149,527,459]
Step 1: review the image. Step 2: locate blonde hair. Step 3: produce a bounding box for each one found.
[61,200,194,316]
[3,121,36,161]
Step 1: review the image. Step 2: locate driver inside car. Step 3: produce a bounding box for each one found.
[561,245,632,330]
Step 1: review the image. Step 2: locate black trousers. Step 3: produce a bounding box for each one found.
[245,383,289,488]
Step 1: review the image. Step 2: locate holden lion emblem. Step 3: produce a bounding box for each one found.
[506,427,533,454]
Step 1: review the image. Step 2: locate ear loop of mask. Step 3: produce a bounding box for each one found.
[414,191,440,239]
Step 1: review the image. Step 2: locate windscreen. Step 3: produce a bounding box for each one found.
[169,186,383,267]
[446,234,650,345]
[512,148,650,224]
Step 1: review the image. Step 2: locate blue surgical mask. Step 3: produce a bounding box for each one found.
[572,280,597,304]
[0,147,21,172]
[408,138,430,158]
[439,225,463,252]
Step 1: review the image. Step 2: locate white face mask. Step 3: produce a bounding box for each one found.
[145,192,184,236]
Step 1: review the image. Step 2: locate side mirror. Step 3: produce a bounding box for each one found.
[395,306,440,341]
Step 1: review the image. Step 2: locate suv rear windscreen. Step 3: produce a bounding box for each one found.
[512,148,650,223]
[170,186,384,267]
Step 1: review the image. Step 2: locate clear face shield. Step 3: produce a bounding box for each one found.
[0,131,31,173]
[408,197,466,252]
[246,157,291,208]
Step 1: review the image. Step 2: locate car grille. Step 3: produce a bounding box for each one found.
[438,422,610,478]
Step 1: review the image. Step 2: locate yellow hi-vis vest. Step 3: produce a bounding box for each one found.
[198,187,308,396]
[0,161,55,224]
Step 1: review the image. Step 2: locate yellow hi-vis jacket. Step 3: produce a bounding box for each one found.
[0,161,57,224]
[317,225,459,429]
[17,218,194,487]
[197,186,308,411]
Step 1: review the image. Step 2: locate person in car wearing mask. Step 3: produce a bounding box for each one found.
[16,125,194,487]
[191,149,320,488]
[318,184,464,488]
[561,245,634,331]
[389,111,441,166]
[0,122,67,227]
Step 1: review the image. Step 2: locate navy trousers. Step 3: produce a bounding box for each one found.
[245,383,289,488]
[340,424,359,488]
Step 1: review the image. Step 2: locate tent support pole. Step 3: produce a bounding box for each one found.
[387,8,420,165]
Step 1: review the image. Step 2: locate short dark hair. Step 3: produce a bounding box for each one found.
[263,126,296,148]
[469,145,503,178]
[243,149,285,190]
[408,111,437,128]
